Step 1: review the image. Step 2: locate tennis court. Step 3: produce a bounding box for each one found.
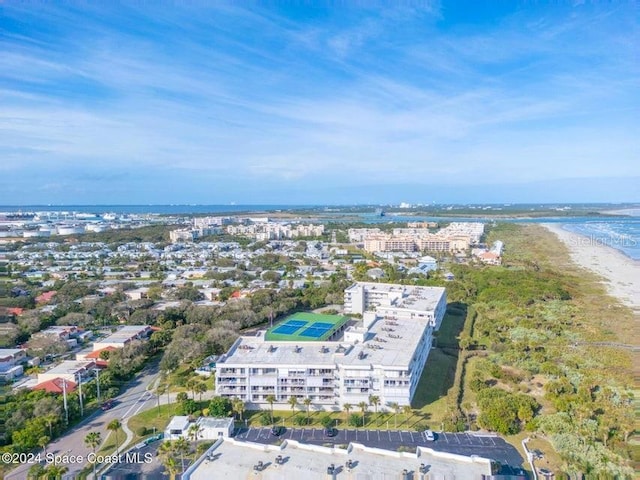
[265,313,350,342]
[271,319,308,336]
[300,322,335,338]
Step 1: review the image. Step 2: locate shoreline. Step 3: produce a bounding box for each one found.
[542,223,640,312]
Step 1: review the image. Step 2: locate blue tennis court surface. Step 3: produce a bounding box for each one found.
[265,313,349,341]
[272,319,310,335]
[300,322,334,338]
[312,322,333,329]
[272,325,301,335]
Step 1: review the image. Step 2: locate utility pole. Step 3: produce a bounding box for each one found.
[95,369,101,404]
[62,379,69,425]
[77,373,84,417]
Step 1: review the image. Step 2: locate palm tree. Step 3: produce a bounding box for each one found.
[187,423,203,450]
[107,419,122,455]
[232,397,245,421]
[402,405,413,426]
[156,384,166,417]
[174,437,190,473]
[343,402,353,423]
[302,397,313,425]
[266,394,276,424]
[389,402,400,429]
[186,378,198,399]
[44,413,59,438]
[44,464,68,480]
[84,431,102,479]
[368,395,381,414]
[163,456,179,480]
[194,381,207,402]
[358,401,368,427]
[158,441,179,480]
[28,463,46,479]
[38,435,50,456]
[287,396,298,421]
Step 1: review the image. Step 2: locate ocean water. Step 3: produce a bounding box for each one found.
[560,217,640,260]
[0,204,312,215]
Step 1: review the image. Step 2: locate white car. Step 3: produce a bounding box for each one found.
[424,430,435,441]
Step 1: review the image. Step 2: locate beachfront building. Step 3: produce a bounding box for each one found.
[214,283,446,410]
[357,222,484,254]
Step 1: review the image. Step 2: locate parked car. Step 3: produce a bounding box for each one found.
[424,429,435,441]
[270,426,285,436]
[324,427,337,437]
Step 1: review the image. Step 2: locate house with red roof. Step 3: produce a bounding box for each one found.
[76,346,117,367]
[33,377,77,394]
[36,291,57,304]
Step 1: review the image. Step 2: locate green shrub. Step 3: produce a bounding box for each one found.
[320,414,333,429]
[259,412,272,426]
[293,414,307,426]
[348,414,361,427]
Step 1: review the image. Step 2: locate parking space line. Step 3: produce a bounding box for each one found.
[377,430,381,441]
[409,431,414,442]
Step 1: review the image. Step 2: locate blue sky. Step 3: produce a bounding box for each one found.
[0,1,638,204]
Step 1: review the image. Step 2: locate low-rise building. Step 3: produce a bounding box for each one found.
[36,359,96,384]
[92,325,152,351]
[0,348,27,382]
[196,417,234,440]
[165,416,191,440]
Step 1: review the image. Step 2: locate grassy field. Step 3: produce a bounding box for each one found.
[411,310,466,425]
[127,403,183,444]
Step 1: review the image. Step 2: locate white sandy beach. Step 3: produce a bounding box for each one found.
[543,224,640,312]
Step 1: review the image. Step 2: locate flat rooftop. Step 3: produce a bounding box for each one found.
[346,282,445,312]
[221,310,431,369]
[43,360,94,375]
[96,325,150,343]
[187,439,491,480]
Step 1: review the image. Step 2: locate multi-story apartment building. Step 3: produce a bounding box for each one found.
[214,283,446,410]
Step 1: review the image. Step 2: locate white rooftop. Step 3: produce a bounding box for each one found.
[166,416,191,431]
[187,439,491,480]
[96,325,150,344]
[44,360,94,376]
[0,348,24,359]
[197,417,234,429]
[221,311,430,369]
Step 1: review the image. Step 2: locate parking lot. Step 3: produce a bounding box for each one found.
[235,427,524,469]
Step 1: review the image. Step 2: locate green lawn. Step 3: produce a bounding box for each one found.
[412,310,466,424]
[127,403,180,444]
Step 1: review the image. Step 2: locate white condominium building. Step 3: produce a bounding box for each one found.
[214,283,446,410]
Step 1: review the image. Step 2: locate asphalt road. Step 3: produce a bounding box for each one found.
[235,427,525,469]
[5,363,160,480]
